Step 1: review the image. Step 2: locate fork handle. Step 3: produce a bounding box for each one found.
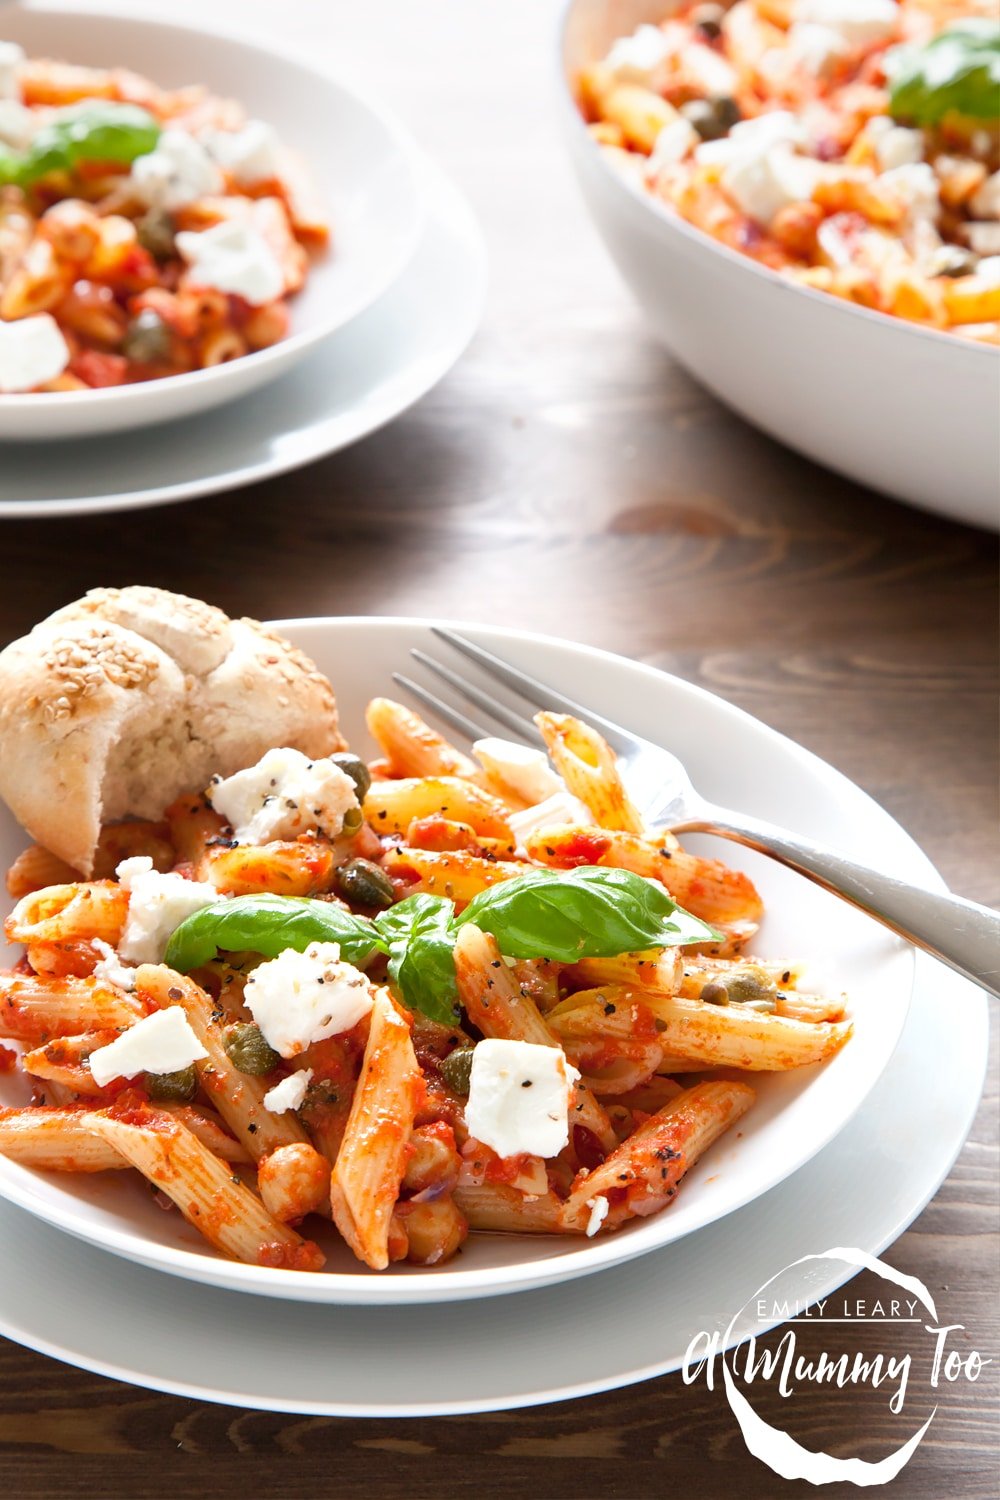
[671,807,1000,1000]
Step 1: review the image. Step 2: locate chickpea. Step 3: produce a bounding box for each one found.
[403,1197,468,1266]
[258,1143,329,1223]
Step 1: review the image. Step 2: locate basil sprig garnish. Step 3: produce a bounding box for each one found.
[887,21,1000,127]
[164,867,718,1026]
[0,102,161,190]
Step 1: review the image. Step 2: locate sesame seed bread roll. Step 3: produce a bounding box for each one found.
[0,587,344,875]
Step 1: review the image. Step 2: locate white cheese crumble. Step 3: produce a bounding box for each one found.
[0,314,70,393]
[965,222,1000,257]
[0,41,24,101]
[969,170,1000,222]
[695,111,808,168]
[605,24,673,84]
[680,42,738,98]
[465,1039,580,1160]
[174,219,285,306]
[92,939,137,993]
[244,942,374,1059]
[586,1195,610,1237]
[866,116,923,171]
[793,0,899,49]
[130,128,223,210]
[0,98,34,149]
[507,790,595,846]
[649,117,700,170]
[202,119,284,184]
[207,747,360,844]
[786,22,851,77]
[263,1068,313,1114]
[472,738,563,805]
[975,256,1000,285]
[89,1007,208,1088]
[879,162,939,223]
[116,856,219,965]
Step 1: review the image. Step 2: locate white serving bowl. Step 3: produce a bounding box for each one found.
[559,0,1000,530]
[0,617,913,1305]
[0,5,425,440]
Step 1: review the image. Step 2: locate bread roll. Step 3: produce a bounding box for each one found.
[0,587,345,875]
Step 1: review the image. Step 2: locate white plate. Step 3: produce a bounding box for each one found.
[0,154,485,514]
[0,953,985,1415]
[0,621,913,1303]
[0,4,426,440]
[559,0,1000,531]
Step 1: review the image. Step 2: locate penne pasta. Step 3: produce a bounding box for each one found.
[330,988,422,1270]
[365,698,478,779]
[535,713,644,834]
[363,778,514,840]
[0,973,145,1043]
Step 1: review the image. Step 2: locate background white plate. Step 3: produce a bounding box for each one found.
[0,4,426,439]
[0,157,485,513]
[0,953,984,1415]
[0,621,913,1302]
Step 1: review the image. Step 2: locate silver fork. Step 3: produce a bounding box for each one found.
[392,627,1000,1001]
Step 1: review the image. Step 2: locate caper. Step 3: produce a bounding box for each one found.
[331,752,372,803]
[145,1065,198,1102]
[681,96,741,142]
[341,805,365,837]
[123,307,173,365]
[927,245,978,279]
[335,857,395,909]
[135,208,176,261]
[691,3,726,40]
[700,981,730,1006]
[439,1045,476,1096]
[223,1021,280,1076]
[725,971,777,1003]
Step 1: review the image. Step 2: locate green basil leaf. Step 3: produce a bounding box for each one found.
[887,21,1000,126]
[15,102,161,188]
[459,865,718,961]
[375,894,460,1027]
[164,895,382,973]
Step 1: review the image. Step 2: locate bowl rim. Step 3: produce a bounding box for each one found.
[0,3,427,411]
[554,0,998,362]
[0,614,916,1306]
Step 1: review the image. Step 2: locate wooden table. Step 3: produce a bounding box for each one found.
[1,3,996,1495]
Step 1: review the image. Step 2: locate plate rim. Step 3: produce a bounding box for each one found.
[0,616,916,1305]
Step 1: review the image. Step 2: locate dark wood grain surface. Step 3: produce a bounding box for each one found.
[0,3,996,1496]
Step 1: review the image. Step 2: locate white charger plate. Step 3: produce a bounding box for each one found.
[0,621,914,1303]
[0,156,486,514]
[0,953,985,1415]
[0,4,427,440]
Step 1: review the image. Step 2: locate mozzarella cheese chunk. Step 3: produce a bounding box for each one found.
[507,789,594,845]
[116,856,219,965]
[605,24,673,84]
[879,162,939,223]
[263,1068,313,1114]
[0,41,24,101]
[0,314,70,393]
[586,1195,610,1237]
[89,1007,208,1088]
[696,112,821,226]
[969,170,1000,222]
[793,0,899,49]
[207,747,360,844]
[130,128,224,210]
[203,119,284,184]
[472,737,563,804]
[465,1039,580,1160]
[866,117,923,171]
[649,117,700,170]
[244,942,374,1059]
[0,98,34,149]
[174,219,285,306]
[680,42,738,97]
[976,256,1000,285]
[785,22,851,76]
[92,939,137,993]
